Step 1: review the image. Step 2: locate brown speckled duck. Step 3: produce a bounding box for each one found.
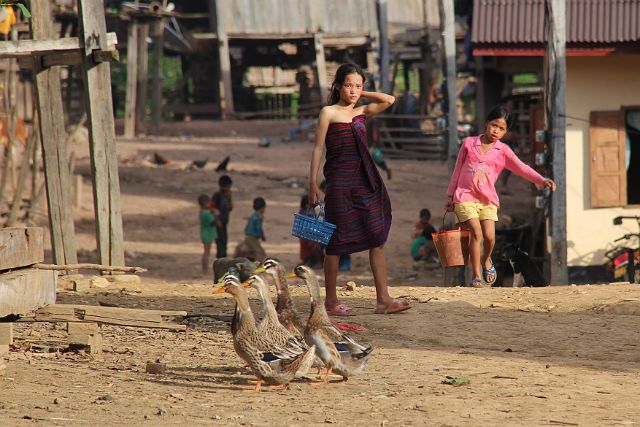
[247,274,307,353]
[214,275,316,392]
[294,265,373,384]
[260,258,306,338]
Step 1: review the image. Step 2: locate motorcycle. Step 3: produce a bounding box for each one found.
[604,216,640,284]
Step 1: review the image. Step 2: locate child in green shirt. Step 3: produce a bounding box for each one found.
[198,195,218,275]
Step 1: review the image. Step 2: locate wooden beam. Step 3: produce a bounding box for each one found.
[124,20,138,138]
[440,0,458,171]
[77,0,125,267]
[0,33,117,58]
[546,0,568,284]
[31,2,78,265]
[378,0,390,93]
[214,0,234,117]
[0,269,57,318]
[0,227,44,271]
[150,17,164,134]
[21,304,187,331]
[314,33,328,103]
[136,23,149,135]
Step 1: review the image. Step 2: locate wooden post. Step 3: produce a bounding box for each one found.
[440,0,458,171]
[0,323,13,356]
[31,2,78,265]
[377,0,390,93]
[314,33,328,103]
[77,0,125,266]
[124,18,138,138]
[150,17,163,134]
[213,0,234,117]
[136,22,149,135]
[475,56,486,131]
[546,0,568,284]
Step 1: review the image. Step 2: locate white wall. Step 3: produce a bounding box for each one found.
[565,55,640,266]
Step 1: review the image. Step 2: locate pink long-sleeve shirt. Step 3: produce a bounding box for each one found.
[447,135,546,207]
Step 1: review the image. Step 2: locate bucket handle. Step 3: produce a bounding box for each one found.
[441,209,468,232]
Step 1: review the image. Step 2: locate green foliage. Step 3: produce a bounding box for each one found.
[110,52,184,120]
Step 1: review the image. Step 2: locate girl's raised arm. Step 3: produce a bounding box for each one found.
[361,91,395,117]
[309,107,331,204]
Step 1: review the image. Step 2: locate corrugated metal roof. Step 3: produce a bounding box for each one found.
[472,0,640,44]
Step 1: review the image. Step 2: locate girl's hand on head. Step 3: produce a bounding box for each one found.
[544,178,557,191]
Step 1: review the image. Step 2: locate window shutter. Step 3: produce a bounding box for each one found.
[589,110,626,208]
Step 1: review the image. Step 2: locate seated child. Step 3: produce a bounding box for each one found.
[411,208,438,263]
[198,194,218,275]
[298,195,324,268]
[244,197,267,262]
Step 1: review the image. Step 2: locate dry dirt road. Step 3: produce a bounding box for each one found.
[2,121,638,426]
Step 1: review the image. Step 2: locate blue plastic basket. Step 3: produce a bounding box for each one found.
[292,204,336,246]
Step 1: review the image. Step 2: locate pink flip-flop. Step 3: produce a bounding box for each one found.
[374,299,412,315]
[325,303,355,317]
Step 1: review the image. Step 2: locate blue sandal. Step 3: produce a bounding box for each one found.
[469,278,486,288]
[483,259,497,286]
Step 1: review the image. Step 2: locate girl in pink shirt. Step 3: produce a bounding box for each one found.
[445,106,556,287]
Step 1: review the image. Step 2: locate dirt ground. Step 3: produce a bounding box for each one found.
[2,120,640,426]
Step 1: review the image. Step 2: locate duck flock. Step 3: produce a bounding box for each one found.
[212,258,373,392]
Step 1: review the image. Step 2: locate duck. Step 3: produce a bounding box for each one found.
[260,258,306,338]
[213,275,316,392]
[294,265,373,384]
[247,274,307,353]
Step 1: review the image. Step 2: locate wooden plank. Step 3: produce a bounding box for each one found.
[314,33,328,103]
[215,0,235,117]
[77,0,125,267]
[32,2,78,265]
[0,33,117,58]
[67,322,100,335]
[0,269,57,318]
[124,20,138,138]
[0,323,13,345]
[0,227,44,271]
[22,304,186,331]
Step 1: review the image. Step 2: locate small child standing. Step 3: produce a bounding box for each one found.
[445,106,556,287]
[244,197,267,262]
[211,175,233,258]
[198,194,218,275]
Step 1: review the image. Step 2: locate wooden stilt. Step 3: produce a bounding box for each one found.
[136,23,149,135]
[77,0,125,266]
[31,2,78,264]
[314,33,328,103]
[150,17,163,134]
[124,19,138,138]
[214,0,234,117]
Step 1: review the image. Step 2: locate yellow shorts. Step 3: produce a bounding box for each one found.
[454,202,498,223]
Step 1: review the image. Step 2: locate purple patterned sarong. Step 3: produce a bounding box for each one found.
[323,114,392,256]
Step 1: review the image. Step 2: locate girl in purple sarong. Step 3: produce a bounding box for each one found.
[309,63,411,316]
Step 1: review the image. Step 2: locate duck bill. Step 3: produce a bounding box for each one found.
[286,272,296,279]
[241,280,251,288]
[253,265,266,274]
